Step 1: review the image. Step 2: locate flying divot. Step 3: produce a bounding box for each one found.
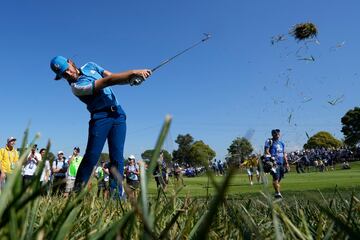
[271,34,286,45]
[290,22,318,41]
[298,55,315,61]
[327,95,345,106]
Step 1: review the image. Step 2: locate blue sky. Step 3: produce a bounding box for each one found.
[1,0,359,160]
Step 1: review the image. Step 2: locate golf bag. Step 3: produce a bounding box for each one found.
[261,138,275,173]
[261,155,275,173]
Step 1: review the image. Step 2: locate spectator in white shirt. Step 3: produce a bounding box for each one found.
[23,144,42,186]
[52,151,68,195]
[39,148,51,185]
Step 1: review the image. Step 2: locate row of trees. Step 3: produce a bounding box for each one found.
[304,107,360,149]
[140,134,255,167]
[341,107,360,147]
[142,134,216,167]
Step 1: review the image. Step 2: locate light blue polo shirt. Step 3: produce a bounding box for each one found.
[69,62,123,114]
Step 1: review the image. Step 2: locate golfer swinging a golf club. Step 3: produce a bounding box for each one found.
[50,56,151,198]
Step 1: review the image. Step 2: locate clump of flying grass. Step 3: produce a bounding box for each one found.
[290,22,318,41]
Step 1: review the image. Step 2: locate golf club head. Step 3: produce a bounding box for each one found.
[203,33,212,41]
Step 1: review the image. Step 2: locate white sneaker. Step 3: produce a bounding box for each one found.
[250,181,253,185]
[274,192,283,199]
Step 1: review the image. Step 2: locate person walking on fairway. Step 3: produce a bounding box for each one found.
[50,56,151,198]
[264,129,289,198]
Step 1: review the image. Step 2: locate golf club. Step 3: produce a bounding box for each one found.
[130,33,211,85]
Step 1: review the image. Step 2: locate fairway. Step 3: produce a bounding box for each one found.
[147,162,360,197]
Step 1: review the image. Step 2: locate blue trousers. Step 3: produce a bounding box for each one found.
[75,109,126,196]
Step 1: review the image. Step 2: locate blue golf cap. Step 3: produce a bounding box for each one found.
[50,56,69,80]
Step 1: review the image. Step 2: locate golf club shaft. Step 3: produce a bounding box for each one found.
[151,34,211,72]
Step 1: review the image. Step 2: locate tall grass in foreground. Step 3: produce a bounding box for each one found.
[0,118,359,239]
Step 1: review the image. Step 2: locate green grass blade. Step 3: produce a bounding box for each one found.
[299,209,313,240]
[46,189,88,240]
[158,200,186,239]
[188,210,207,239]
[315,214,324,240]
[89,211,135,240]
[275,205,308,240]
[24,198,41,240]
[322,222,334,240]
[55,205,81,240]
[189,168,235,240]
[145,115,172,184]
[272,207,283,240]
[10,207,18,240]
[139,115,172,240]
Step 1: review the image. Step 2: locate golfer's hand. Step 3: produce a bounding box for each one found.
[133,69,152,79]
[130,69,152,86]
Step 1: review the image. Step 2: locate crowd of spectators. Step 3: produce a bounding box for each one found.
[0,136,188,199]
[287,147,360,172]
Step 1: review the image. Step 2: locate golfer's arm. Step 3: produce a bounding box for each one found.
[94,70,134,91]
[94,69,151,92]
[102,70,112,77]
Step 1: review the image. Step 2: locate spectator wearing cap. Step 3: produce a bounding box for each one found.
[0,137,19,189]
[51,151,68,195]
[64,147,83,197]
[22,144,42,186]
[264,129,290,199]
[125,155,140,199]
